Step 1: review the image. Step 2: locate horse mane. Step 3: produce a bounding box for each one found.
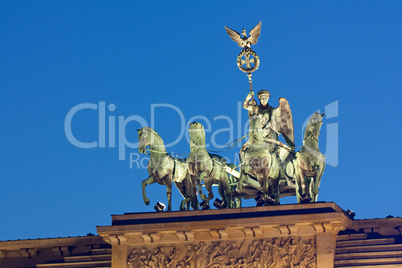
[301,112,324,156]
[303,112,324,141]
[139,127,161,137]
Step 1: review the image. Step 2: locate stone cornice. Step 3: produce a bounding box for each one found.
[98,202,351,246]
[0,236,104,251]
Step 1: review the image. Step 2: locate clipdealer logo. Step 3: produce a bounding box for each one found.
[64,101,339,168]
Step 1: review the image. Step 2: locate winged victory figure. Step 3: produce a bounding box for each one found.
[243,90,295,149]
[224,21,262,48]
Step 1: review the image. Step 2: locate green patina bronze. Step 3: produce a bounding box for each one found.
[137,127,198,211]
[238,90,296,205]
[187,122,240,209]
[238,115,289,205]
[294,112,326,203]
[238,109,325,205]
[243,90,295,148]
[136,111,326,210]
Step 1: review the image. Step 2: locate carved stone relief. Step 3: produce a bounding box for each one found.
[127,236,316,268]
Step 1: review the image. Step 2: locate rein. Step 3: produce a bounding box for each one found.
[144,134,249,156]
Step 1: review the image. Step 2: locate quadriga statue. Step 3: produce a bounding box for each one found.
[187,122,239,209]
[135,108,326,210]
[137,127,198,211]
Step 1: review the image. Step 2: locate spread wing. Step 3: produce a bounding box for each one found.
[224,26,243,47]
[272,98,295,148]
[248,21,262,45]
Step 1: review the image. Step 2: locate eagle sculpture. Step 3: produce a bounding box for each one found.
[224,21,262,48]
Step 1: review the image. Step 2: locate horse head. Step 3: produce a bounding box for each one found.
[137,127,164,154]
[189,121,206,148]
[304,112,324,141]
[137,127,149,154]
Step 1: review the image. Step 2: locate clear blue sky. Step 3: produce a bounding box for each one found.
[1,1,401,241]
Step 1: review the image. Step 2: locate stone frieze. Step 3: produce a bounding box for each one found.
[127,236,316,268]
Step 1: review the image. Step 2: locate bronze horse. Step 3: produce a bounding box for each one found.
[293,112,326,203]
[187,122,238,208]
[137,127,198,211]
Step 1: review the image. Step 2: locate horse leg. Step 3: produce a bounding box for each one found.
[263,180,270,206]
[235,196,242,208]
[265,179,278,206]
[204,179,214,202]
[304,176,312,202]
[198,172,210,202]
[294,166,302,203]
[192,177,199,210]
[228,173,241,208]
[180,197,193,211]
[183,183,191,210]
[262,167,271,206]
[218,181,230,208]
[312,178,319,202]
[313,163,325,202]
[142,176,155,206]
[239,165,252,190]
[269,177,280,205]
[218,183,224,206]
[166,174,173,211]
[219,174,231,208]
[299,173,307,202]
[299,172,312,203]
[175,181,189,211]
[186,175,199,210]
[177,182,186,211]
